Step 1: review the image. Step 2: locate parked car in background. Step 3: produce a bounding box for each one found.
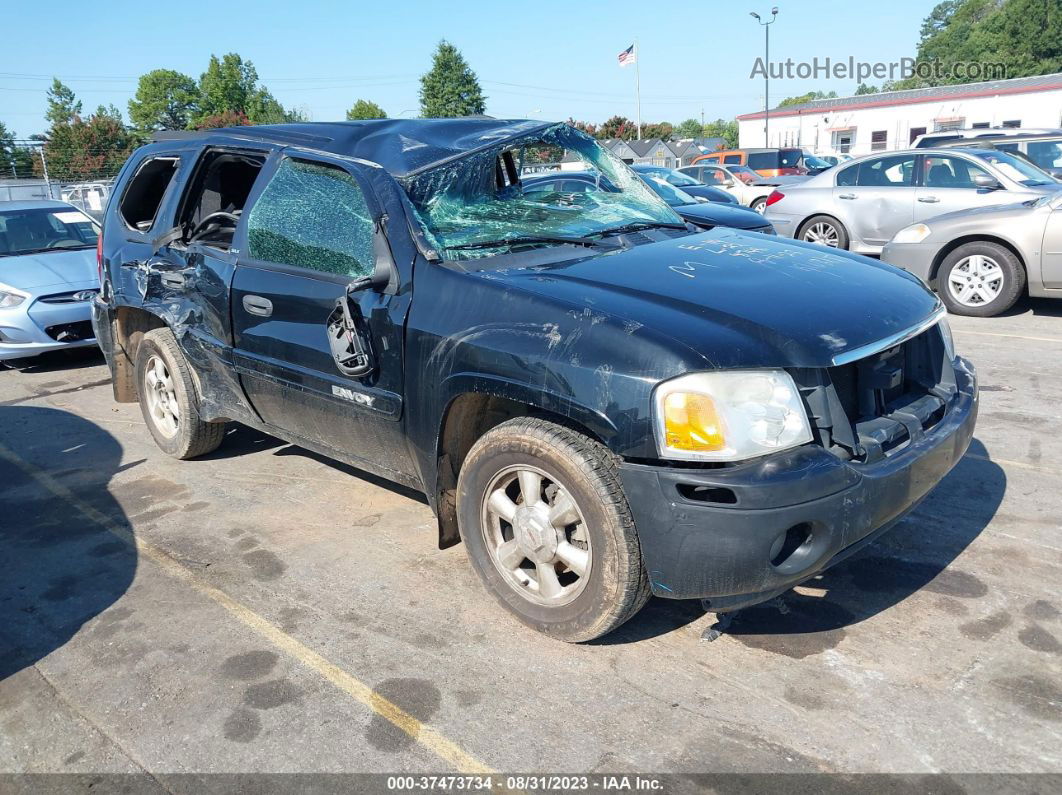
[92,119,975,641]
[938,132,1062,180]
[629,164,738,204]
[881,192,1062,316]
[679,162,787,213]
[764,147,1062,254]
[912,127,1062,149]
[1,200,100,364]
[523,171,774,233]
[692,148,831,177]
[817,154,853,167]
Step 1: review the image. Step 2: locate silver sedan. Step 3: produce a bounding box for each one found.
[764,147,1062,255]
[881,192,1062,316]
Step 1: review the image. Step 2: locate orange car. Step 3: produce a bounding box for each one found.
[692,147,828,178]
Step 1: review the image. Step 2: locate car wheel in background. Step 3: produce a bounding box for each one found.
[135,328,226,459]
[937,242,1025,317]
[750,196,768,214]
[456,417,651,642]
[798,215,849,249]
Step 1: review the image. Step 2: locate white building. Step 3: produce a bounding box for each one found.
[737,72,1062,156]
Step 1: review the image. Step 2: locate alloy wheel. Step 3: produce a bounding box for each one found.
[480,465,592,606]
[143,355,180,438]
[803,222,839,247]
[948,255,1004,307]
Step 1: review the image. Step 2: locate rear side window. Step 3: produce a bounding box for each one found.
[747,152,776,170]
[723,154,742,164]
[119,157,178,231]
[246,158,375,278]
[838,155,916,187]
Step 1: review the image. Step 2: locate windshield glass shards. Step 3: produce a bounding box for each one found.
[401,124,683,261]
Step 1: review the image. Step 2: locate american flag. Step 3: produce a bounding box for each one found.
[618,44,636,67]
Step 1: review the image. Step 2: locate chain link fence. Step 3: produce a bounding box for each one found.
[1,142,122,220]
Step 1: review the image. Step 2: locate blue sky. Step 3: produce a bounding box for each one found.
[1,0,938,139]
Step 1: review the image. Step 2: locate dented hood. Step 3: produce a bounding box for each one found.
[493,228,941,369]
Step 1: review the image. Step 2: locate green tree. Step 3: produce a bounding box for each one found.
[778,90,838,107]
[702,118,739,149]
[419,41,486,118]
[45,79,82,126]
[0,122,36,179]
[346,99,387,120]
[855,83,879,95]
[642,122,674,140]
[675,118,703,139]
[42,109,135,182]
[198,53,259,120]
[894,0,1062,89]
[195,110,251,130]
[128,69,200,132]
[566,118,598,137]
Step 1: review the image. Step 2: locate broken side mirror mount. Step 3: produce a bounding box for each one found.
[325,216,397,378]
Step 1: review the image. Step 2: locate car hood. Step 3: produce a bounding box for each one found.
[0,248,99,291]
[491,228,940,369]
[680,184,735,203]
[674,201,769,230]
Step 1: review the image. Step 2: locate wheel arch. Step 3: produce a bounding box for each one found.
[431,380,615,550]
[109,305,170,402]
[796,212,849,245]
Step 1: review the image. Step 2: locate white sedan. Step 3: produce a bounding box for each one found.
[678,163,782,213]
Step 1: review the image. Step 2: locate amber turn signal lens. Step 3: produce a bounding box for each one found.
[662,392,727,452]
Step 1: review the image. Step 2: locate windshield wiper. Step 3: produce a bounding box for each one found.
[593,221,688,237]
[445,235,601,251]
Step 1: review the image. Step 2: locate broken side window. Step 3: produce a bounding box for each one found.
[176,148,267,249]
[401,124,684,261]
[246,158,375,278]
[119,156,178,232]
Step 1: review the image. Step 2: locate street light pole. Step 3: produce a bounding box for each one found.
[750,7,779,148]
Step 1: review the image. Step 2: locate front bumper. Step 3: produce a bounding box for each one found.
[880,241,939,283]
[0,292,97,361]
[619,357,977,608]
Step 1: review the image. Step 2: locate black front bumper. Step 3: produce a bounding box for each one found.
[619,357,978,608]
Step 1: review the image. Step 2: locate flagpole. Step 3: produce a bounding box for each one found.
[634,38,642,139]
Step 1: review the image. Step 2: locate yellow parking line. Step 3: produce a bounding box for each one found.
[952,328,1062,344]
[0,441,493,775]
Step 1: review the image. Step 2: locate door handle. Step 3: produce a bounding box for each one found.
[918,196,940,203]
[838,193,857,200]
[242,295,273,317]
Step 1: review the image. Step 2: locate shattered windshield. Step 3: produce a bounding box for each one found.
[401,124,683,260]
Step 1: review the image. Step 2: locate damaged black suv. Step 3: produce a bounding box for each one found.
[92,120,978,641]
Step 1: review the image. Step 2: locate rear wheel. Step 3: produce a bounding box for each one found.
[135,328,225,459]
[937,242,1025,317]
[799,215,849,249]
[457,418,650,642]
[750,196,768,214]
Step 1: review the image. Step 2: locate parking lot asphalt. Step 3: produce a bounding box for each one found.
[1,301,1060,781]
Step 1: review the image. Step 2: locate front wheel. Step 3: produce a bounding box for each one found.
[456,418,650,642]
[799,215,849,249]
[937,242,1025,317]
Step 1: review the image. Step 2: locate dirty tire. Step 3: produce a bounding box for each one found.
[135,327,225,459]
[457,417,650,642]
[750,196,768,214]
[937,241,1025,317]
[798,214,849,249]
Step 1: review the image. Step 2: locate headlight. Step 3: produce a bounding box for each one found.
[938,316,956,361]
[891,223,931,244]
[0,284,28,309]
[653,370,813,462]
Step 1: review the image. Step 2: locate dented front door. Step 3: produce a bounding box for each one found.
[229,152,415,482]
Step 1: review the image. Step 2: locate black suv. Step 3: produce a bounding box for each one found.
[92,120,978,642]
